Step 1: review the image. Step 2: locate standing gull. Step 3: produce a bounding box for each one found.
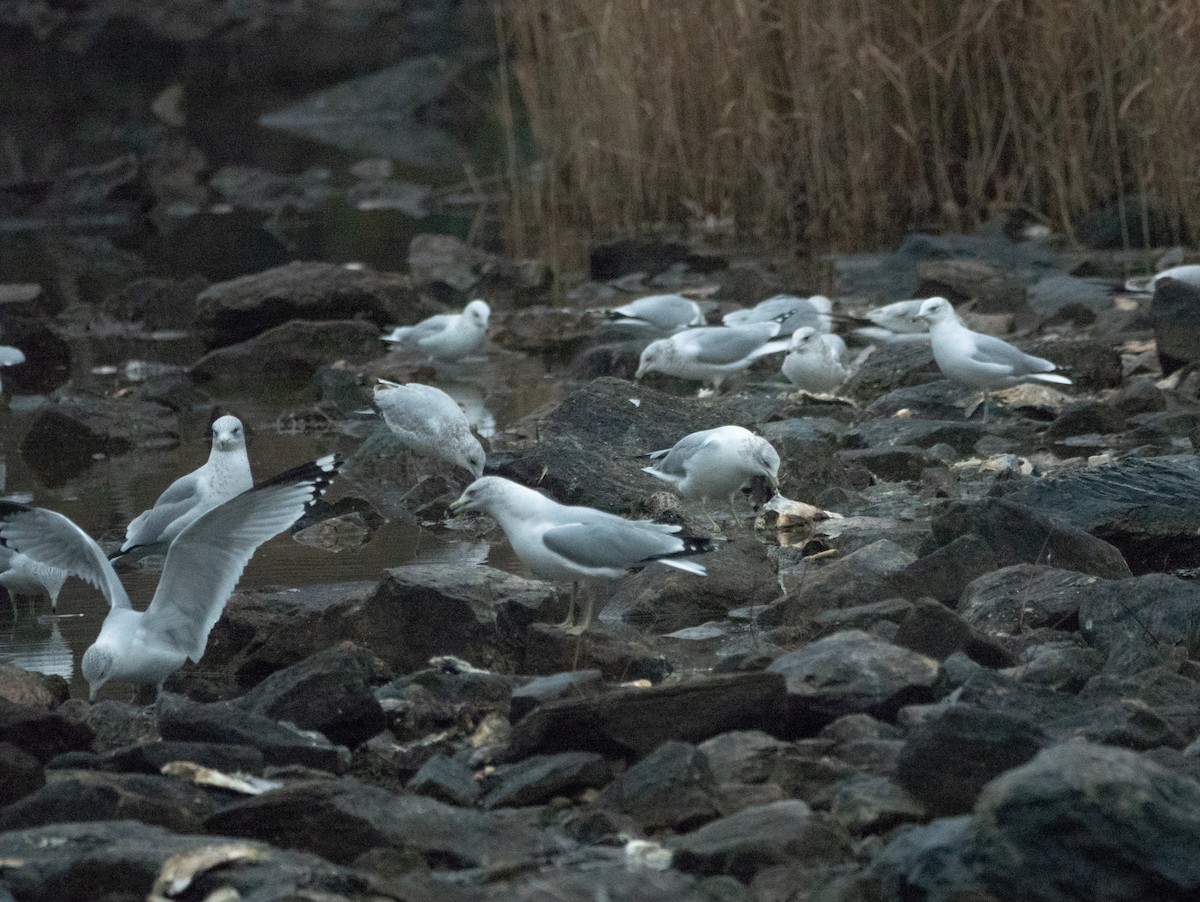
[449,476,712,634]
[604,294,706,334]
[642,425,780,528]
[0,545,67,613]
[723,294,833,335]
[915,297,1071,422]
[374,380,486,478]
[0,456,342,699]
[635,322,792,392]
[781,327,851,393]
[116,415,253,559]
[382,299,490,362]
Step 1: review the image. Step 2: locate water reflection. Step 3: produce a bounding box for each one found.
[439,379,497,438]
[0,614,74,680]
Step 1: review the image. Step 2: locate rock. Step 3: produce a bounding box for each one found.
[106,274,206,330]
[0,665,63,710]
[839,446,930,482]
[866,380,969,420]
[233,643,391,748]
[595,741,722,830]
[190,319,381,384]
[0,314,70,394]
[916,258,1026,313]
[507,671,788,761]
[892,705,1048,815]
[510,670,605,722]
[1079,574,1200,675]
[0,820,382,901]
[589,239,691,281]
[408,233,550,301]
[98,740,265,776]
[759,420,852,500]
[483,752,610,808]
[84,700,158,753]
[760,540,916,626]
[971,743,1200,901]
[156,693,349,772]
[0,742,44,806]
[845,417,984,455]
[1044,401,1126,443]
[891,534,998,605]
[931,498,1132,580]
[842,342,939,401]
[862,815,984,900]
[206,776,553,868]
[892,599,1016,667]
[194,261,425,347]
[0,700,93,762]
[999,642,1101,692]
[697,731,799,785]
[1028,337,1122,391]
[670,800,851,881]
[407,754,479,806]
[492,306,604,357]
[1005,455,1200,573]
[1151,276,1200,374]
[959,565,1101,634]
[0,770,215,833]
[766,631,940,732]
[828,775,925,835]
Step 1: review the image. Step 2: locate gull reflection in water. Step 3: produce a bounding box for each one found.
[439,381,497,438]
[0,614,74,681]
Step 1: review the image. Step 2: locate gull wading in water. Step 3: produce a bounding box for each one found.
[915,297,1071,422]
[642,425,780,529]
[0,542,67,613]
[115,415,253,561]
[0,455,342,699]
[781,327,851,394]
[449,476,713,634]
[604,294,706,334]
[382,299,490,362]
[373,380,486,478]
[635,321,793,393]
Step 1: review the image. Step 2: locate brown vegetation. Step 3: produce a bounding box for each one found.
[499,0,1200,259]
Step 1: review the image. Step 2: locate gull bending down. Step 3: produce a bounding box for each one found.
[449,476,713,634]
[850,299,931,344]
[605,294,706,334]
[635,322,792,392]
[723,294,833,335]
[915,297,1071,422]
[373,380,485,478]
[642,425,780,528]
[382,299,490,362]
[116,415,253,559]
[0,455,342,699]
[781,327,851,393]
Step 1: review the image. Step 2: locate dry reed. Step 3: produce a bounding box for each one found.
[498,0,1200,261]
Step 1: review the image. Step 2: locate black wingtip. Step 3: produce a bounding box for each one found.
[253,453,344,500]
[680,535,718,556]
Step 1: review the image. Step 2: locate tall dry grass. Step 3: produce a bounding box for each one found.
[498,0,1200,261]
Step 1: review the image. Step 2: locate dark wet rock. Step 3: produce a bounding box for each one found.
[931,498,1132,579]
[845,417,984,455]
[207,776,555,868]
[481,751,611,809]
[697,731,798,785]
[1027,337,1121,391]
[232,642,391,748]
[0,819,382,902]
[0,665,64,710]
[0,742,44,806]
[838,446,930,482]
[671,800,851,882]
[1044,401,1126,443]
[959,564,1099,633]
[759,421,851,499]
[209,165,335,213]
[916,258,1025,313]
[589,239,691,281]
[494,306,605,357]
[604,538,780,632]
[0,769,215,833]
[488,863,710,902]
[892,599,1016,667]
[378,662,519,745]
[892,705,1047,816]
[828,774,925,835]
[0,314,69,394]
[194,260,424,347]
[767,631,939,733]
[84,700,158,753]
[156,692,349,772]
[407,754,479,806]
[999,641,1102,692]
[892,534,997,605]
[510,670,605,722]
[507,671,787,761]
[191,319,381,384]
[1115,376,1168,415]
[596,741,721,830]
[1078,574,1200,675]
[866,379,972,420]
[842,342,939,401]
[409,233,550,302]
[106,274,206,330]
[760,540,916,626]
[1151,276,1200,374]
[20,389,178,485]
[0,700,93,762]
[810,598,912,637]
[861,814,984,900]
[1005,454,1200,574]
[98,740,265,776]
[971,743,1200,901]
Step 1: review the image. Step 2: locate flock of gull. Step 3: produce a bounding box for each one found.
[1,284,1083,698]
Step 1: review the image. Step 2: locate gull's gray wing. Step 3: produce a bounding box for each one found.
[969,333,1055,375]
[681,326,775,365]
[384,314,453,344]
[648,429,720,477]
[0,507,131,609]
[142,455,341,662]
[610,295,700,330]
[542,521,684,571]
[122,471,202,550]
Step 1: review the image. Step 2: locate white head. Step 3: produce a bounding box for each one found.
[211,415,246,454]
[635,338,673,380]
[749,436,781,488]
[788,326,820,352]
[451,431,487,479]
[449,476,537,517]
[914,297,956,325]
[81,644,115,702]
[464,300,490,329]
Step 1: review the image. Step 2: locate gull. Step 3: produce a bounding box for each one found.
[0,544,67,613]
[723,294,833,335]
[1125,264,1200,295]
[604,294,706,334]
[642,425,780,529]
[449,476,712,634]
[382,299,490,362]
[849,299,931,343]
[373,380,485,478]
[115,415,253,559]
[0,455,342,699]
[635,322,792,392]
[0,345,24,394]
[915,297,1071,422]
[781,327,851,393]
